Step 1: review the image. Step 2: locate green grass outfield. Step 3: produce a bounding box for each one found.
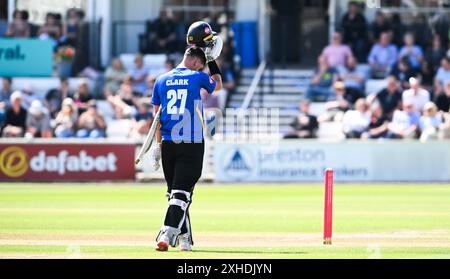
[0,183,449,259]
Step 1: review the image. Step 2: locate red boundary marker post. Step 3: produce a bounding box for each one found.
[323,168,334,245]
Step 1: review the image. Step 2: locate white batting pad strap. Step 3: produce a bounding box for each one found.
[169,199,189,211]
[170,190,191,201]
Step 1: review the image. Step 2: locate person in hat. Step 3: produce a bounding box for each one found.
[1,91,27,137]
[25,100,52,138]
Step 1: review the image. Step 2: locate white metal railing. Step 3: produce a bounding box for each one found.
[241,60,267,110]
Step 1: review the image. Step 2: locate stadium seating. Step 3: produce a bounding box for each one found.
[119,53,167,76]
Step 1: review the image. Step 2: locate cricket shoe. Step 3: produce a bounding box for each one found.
[155,235,170,252]
[178,234,192,252]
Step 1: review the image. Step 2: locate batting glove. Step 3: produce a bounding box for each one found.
[205,36,223,63]
[149,143,162,171]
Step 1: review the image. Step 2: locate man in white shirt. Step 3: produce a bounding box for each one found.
[402,77,430,113]
[342,98,371,138]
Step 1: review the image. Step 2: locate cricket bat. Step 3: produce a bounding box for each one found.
[135,106,162,165]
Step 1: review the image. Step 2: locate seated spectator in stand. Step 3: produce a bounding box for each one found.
[306,56,338,102]
[1,91,27,138]
[21,84,38,110]
[342,98,371,139]
[319,82,351,123]
[77,100,107,138]
[390,56,416,90]
[105,58,128,93]
[398,33,424,72]
[369,11,391,44]
[72,79,93,114]
[419,102,442,141]
[129,101,153,139]
[368,32,398,79]
[147,9,177,54]
[321,31,353,68]
[54,98,78,138]
[341,1,368,62]
[425,34,446,76]
[38,13,62,46]
[45,78,71,118]
[0,78,13,123]
[434,57,450,95]
[143,75,157,98]
[25,100,52,138]
[361,104,389,139]
[108,77,139,119]
[402,77,430,113]
[387,101,420,139]
[338,56,366,97]
[6,10,30,38]
[284,101,318,139]
[439,110,450,139]
[435,80,450,113]
[130,55,149,95]
[62,8,82,47]
[411,14,432,51]
[368,76,402,120]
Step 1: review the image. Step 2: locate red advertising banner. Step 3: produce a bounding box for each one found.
[0,143,135,181]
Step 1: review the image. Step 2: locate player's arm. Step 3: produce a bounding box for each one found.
[211,72,223,91]
[154,105,162,144]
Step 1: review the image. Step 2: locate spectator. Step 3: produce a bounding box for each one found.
[147,9,177,54]
[129,101,153,139]
[105,58,128,93]
[368,32,398,79]
[108,79,138,119]
[319,82,351,123]
[390,56,416,90]
[403,77,430,113]
[391,13,406,48]
[72,79,93,114]
[77,100,106,138]
[410,14,432,51]
[129,55,149,95]
[369,11,391,44]
[362,104,389,139]
[38,13,62,47]
[284,101,318,139]
[21,84,38,110]
[6,10,30,38]
[341,1,368,62]
[54,98,78,138]
[45,78,71,118]
[306,56,338,102]
[1,78,12,107]
[387,101,420,139]
[144,75,157,98]
[337,56,366,97]
[342,98,371,139]
[425,34,446,75]
[25,100,52,138]
[439,110,450,139]
[321,31,353,68]
[434,57,450,95]
[398,33,424,72]
[62,8,82,47]
[368,76,402,120]
[1,91,27,138]
[419,102,442,141]
[435,80,450,113]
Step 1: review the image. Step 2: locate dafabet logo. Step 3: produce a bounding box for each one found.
[0,146,29,178]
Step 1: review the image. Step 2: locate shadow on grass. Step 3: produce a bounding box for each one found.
[192,250,307,255]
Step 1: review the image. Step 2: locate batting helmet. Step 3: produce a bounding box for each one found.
[186,21,217,48]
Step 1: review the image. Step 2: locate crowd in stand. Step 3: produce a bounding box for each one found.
[0,8,236,140]
[290,2,450,141]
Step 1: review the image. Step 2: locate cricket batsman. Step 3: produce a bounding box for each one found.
[150,22,223,252]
